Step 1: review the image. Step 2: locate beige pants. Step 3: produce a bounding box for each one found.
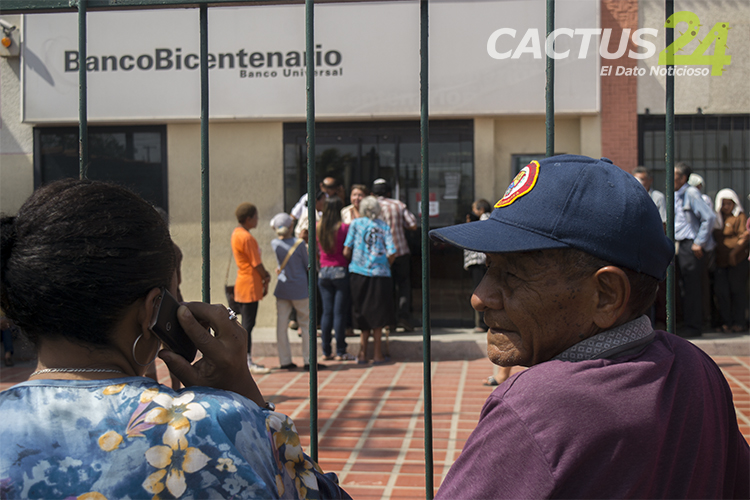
[276,298,310,366]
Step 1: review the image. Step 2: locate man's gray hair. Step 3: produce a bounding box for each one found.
[360,196,381,220]
[633,166,652,178]
[675,162,692,179]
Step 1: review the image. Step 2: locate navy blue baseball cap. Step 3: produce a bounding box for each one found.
[430,155,673,280]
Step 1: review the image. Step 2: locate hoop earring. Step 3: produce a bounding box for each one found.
[132,334,159,367]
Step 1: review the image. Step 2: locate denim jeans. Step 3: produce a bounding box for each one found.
[318,267,351,357]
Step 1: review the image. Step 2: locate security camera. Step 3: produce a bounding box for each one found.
[0,18,19,56]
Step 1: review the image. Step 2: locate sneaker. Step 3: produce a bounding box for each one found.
[334,353,356,361]
[248,361,271,374]
[279,363,298,370]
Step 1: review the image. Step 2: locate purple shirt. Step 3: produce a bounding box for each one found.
[437,328,749,499]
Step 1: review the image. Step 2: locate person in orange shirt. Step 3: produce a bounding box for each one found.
[232,203,272,374]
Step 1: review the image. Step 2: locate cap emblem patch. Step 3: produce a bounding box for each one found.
[495,161,540,208]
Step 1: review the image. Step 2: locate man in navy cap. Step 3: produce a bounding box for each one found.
[431,155,748,499]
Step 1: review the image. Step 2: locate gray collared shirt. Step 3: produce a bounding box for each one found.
[553,315,655,362]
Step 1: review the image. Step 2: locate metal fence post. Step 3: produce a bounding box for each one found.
[200,4,211,303]
[545,0,555,157]
[77,0,88,178]
[665,0,676,334]
[305,0,319,464]
[420,1,434,498]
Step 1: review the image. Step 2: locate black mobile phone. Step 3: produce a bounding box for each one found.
[149,288,197,362]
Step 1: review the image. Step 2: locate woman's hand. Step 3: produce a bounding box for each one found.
[159,302,265,407]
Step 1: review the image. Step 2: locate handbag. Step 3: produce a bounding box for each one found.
[277,238,304,274]
[728,242,749,267]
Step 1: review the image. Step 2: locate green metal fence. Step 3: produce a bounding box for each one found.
[0,1,680,497]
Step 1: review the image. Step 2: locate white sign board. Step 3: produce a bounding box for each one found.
[22,0,599,122]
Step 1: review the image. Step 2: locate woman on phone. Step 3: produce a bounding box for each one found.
[0,179,349,499]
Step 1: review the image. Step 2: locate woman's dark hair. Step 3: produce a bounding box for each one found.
[473,199,492,214]
[318,196,344,254]
[349,184,369,197]
[235,202,257,224]
[0,179,175,348]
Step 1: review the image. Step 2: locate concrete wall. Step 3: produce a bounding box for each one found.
[167,122,284,327]
[475,114,603,202]
[473,118,497,203]
[601,0,639,171]
[638,0,750,114]
[0,15,34,215]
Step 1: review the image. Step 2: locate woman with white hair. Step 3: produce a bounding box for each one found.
[343,196,396,364]
[687,173,715,209]
[270,213,317,370]
[713,188,749,333]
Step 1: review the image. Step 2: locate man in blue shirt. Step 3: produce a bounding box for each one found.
[674,162,716,337]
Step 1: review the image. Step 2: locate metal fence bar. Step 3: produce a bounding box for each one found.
[665,0,675,334]
[419,3,434,498]
[77,0,88,178]
[1,0,359,13]
[545,0,554,157]
[200,4,211,302]
[305,0,319,464]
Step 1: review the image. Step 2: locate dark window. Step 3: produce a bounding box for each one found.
[284,120,474,228]
[284,120,476,327]
[34,126,168,211]
[639,114,750,213]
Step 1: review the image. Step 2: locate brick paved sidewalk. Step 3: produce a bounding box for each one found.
[248,357,516,499]
[2,354,748,499]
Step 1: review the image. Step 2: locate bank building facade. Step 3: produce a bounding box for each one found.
[1,0,747,327]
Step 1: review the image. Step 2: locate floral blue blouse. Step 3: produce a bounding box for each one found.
[0,377,330,499]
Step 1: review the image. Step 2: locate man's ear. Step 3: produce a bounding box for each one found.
[591,266,631,330]
[138,287,164,337]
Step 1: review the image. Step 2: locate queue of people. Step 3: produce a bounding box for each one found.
[633,165,749,336]
[231,176,417,368]
[2,156,749,498]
